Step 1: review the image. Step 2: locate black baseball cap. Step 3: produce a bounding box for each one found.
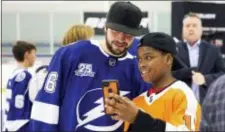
[139,32,185,71]
[105,1,142,36]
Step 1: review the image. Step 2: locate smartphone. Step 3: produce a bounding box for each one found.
[102,79,120,114]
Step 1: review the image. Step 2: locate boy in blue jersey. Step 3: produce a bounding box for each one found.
[5,41,37,131]
[30,1,150,132]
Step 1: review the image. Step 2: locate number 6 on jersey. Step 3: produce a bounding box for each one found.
[44,72,58,93]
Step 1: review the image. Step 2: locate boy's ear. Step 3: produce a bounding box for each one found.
[104,27,107,33]
[24,51,29,60]
[165,54,173,66]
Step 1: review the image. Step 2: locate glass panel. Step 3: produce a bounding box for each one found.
[20,12,50,43]
[2,12,17,43]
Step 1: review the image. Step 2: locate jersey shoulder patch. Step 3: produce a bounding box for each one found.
[15,71,26,82]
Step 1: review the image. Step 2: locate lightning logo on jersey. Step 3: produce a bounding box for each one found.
[76,88,130,131]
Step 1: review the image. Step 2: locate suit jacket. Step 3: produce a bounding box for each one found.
[172,40,225,104]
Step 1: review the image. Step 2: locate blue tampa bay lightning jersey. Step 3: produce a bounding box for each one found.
[5,68,32,131]
[30,40,150,132]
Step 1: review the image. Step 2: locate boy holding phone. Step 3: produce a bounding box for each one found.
[105,32,201,132]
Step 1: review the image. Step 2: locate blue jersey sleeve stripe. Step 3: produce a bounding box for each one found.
[31,101,59,124]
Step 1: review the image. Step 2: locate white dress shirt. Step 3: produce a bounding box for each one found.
[186,40,201,101]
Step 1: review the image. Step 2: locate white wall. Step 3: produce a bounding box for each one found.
[2,1,172,13]
[2,1,174,43]
[3,1,111,12]
[3,1,224,13]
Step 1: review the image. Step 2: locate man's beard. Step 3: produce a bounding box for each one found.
[105,34,129,56]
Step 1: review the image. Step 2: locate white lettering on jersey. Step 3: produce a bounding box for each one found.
[44,72,58,93]
[15,95,25,109]
[75,63,95,77]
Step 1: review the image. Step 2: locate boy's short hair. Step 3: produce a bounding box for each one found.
[12,40,36,62]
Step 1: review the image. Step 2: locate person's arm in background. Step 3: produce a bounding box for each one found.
[172,67,196,80]
[172,54,197,81]
[28,67,48,103]
[203,50,225,86]
[28,75,39,103]
[30,46,74,131]
[172,42,196,81]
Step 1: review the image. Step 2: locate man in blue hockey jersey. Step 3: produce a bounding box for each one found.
[30,2,150,132]
[5,41,37,131]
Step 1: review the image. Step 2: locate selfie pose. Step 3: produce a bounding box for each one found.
[105,32,201,132]
[30,2,149,132]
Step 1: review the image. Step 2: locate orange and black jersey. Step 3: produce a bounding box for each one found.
[124,80,201,132]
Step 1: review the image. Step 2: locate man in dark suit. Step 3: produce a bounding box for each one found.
[173,13,225,104]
